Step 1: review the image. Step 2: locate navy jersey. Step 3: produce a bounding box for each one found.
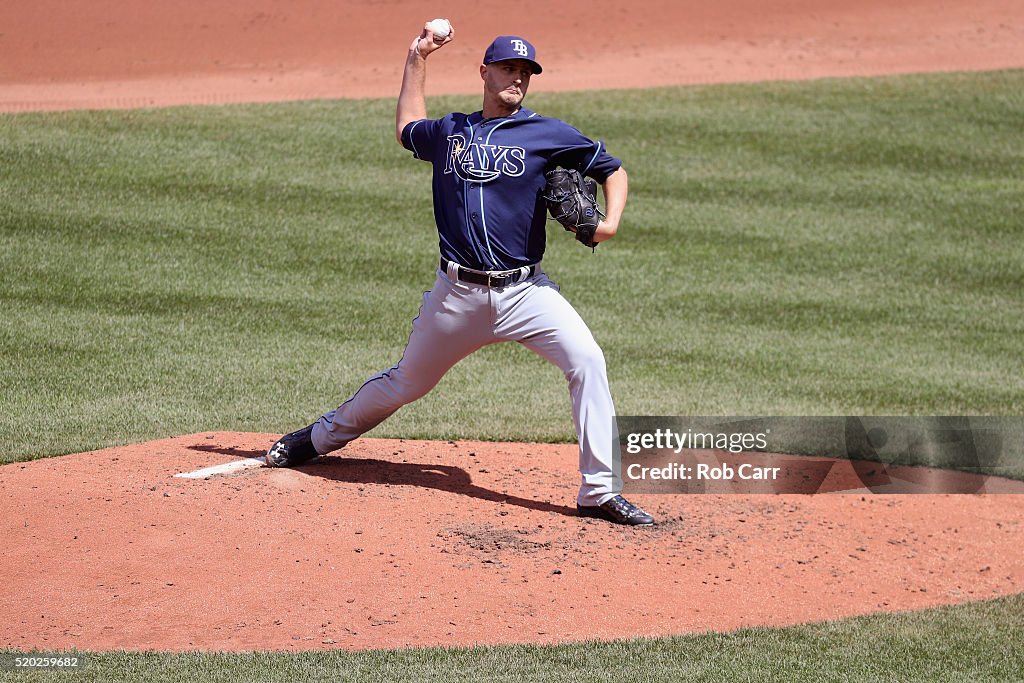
[401,107,621,271]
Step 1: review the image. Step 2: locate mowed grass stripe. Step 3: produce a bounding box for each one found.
[1,71,1022,463]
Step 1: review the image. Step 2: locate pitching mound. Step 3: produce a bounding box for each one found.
[1,433,1022,652]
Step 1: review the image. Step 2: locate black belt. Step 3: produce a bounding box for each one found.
[441,258,537,288]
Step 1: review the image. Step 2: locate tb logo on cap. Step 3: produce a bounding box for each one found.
[510,39,529,57]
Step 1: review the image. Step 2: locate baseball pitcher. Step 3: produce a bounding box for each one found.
[266,22,654,526]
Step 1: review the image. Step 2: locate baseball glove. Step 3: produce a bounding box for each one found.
[542,167,604,249]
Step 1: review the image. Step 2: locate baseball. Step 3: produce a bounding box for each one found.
[427,18,451,42]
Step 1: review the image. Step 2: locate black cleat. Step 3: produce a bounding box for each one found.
[577,495,655,526]
[265,424,319,468]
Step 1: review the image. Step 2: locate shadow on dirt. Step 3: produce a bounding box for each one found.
[313,457,579,518]
[187,443,579,518]
[189,444,265,458]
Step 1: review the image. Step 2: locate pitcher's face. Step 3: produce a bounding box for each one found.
[481,59,533,114]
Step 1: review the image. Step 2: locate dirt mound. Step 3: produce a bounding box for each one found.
[1,432,1022,651]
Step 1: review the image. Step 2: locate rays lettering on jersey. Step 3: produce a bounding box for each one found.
[444,134,526,182]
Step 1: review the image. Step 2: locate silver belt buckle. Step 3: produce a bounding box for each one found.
[487,268,513,287]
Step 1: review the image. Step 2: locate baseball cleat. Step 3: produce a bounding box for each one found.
[577,495,655,526]
[265,424,319,468]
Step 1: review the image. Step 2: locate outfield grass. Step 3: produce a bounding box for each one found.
[2,71,1022,463]
[2,594,1022,682]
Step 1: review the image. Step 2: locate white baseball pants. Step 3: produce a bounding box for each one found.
[310,266,621,506]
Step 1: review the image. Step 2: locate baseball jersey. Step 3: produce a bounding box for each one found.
[401,107,621,271]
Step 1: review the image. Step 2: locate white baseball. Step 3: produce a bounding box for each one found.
[427,18,451,42]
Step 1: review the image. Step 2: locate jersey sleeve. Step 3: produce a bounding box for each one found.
[549,124,622,183]
[401,118,444,162]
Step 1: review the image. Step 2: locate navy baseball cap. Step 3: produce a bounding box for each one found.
[483,35,542,74]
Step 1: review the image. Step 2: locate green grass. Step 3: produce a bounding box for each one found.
[2,69,1023,681]
[2,71,1023,463]
[2,594,1022,682]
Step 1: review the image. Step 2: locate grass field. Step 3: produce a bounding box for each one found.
[2,70,1022,464]
[1,70,1022,679]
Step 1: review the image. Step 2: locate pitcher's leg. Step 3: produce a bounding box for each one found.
[495,277,620,507]
[312,275,491,454]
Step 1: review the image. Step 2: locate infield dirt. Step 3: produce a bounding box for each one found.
[2,433,1023,651]
[1,0,1022,111]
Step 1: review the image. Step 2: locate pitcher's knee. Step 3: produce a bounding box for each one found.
[564,344,608,384]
